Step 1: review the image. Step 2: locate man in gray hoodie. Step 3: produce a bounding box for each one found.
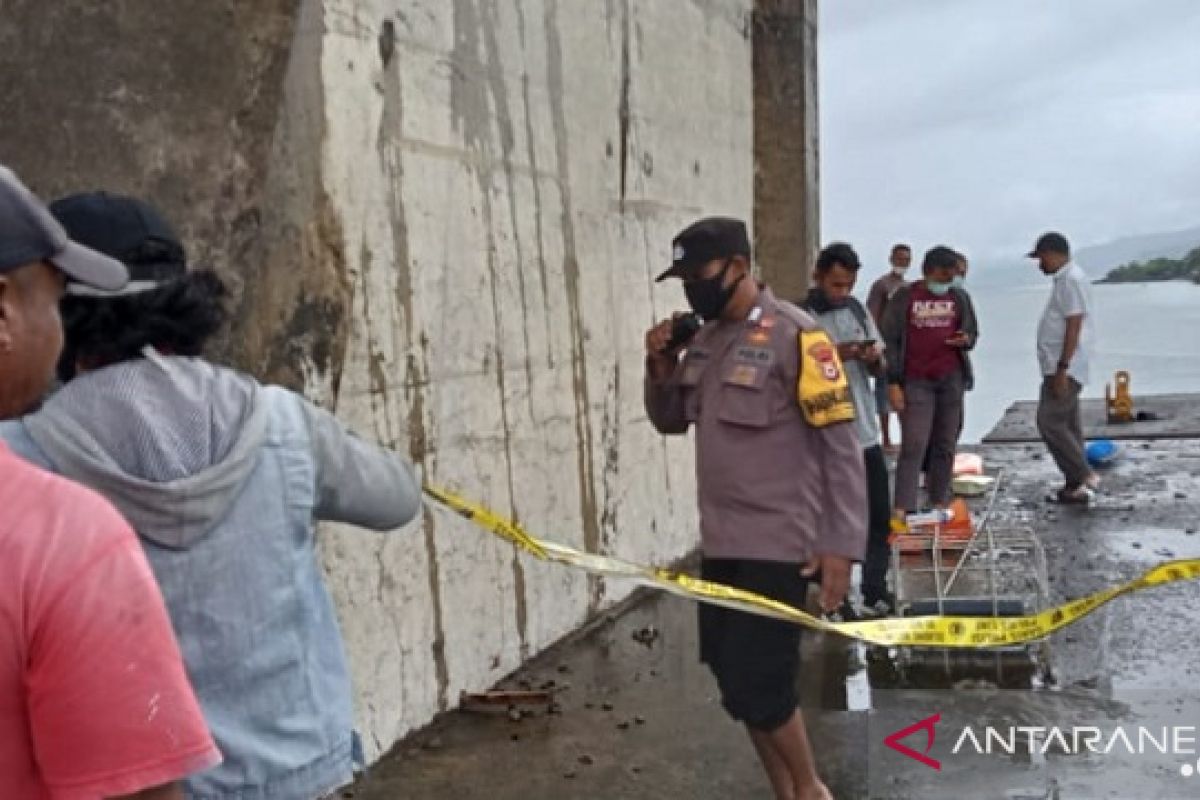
[0,191,422,799]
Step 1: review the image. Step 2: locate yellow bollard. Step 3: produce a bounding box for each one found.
[1106,370,1134,423]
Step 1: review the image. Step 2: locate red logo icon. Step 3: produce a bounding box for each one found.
[807,342,842,381]
[884,713,942,770]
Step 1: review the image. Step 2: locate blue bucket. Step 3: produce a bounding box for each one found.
[1086,439,1121,468]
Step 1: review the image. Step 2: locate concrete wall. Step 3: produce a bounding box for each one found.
[753,0,820,298]
[0,0,815,762]
[312,0,756,758]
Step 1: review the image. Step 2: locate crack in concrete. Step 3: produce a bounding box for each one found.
[545,0,603,612]
[378,27,449,711]
[451,0,530,659]
[617,0,631,213]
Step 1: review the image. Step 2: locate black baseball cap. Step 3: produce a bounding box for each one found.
[655,216,751,282]
[1027,231,1070,258]
[49,191,187,297]
[0,165,128,291]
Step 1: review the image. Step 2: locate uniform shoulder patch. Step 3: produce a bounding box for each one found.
[796,329,856,428]
[775,300,819,331]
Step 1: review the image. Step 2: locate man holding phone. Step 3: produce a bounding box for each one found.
[645,217,865,800]
[804,242,894,616]
[881,246,979,531]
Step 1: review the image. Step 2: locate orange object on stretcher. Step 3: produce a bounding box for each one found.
[889,497,974,553]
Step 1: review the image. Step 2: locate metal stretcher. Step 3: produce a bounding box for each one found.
[888,470,1054,687]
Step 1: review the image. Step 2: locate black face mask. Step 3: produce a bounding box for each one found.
[684,259,744,321]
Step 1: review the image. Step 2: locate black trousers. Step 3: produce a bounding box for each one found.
[862,444,892,602]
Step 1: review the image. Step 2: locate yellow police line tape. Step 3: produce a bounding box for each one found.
[423,485,1200,648]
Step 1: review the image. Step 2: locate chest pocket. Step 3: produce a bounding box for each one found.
[716,361,773,428]
[678,347,711,421]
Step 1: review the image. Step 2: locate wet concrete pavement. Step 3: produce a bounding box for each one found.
[983,393,1200,443]
[353,438,1200,799]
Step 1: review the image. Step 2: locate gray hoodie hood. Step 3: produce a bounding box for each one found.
[25,351,270,549]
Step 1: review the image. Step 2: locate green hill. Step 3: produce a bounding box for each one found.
[1099,245,1200,284]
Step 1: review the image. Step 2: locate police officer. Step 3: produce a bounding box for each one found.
[644,217,866,800]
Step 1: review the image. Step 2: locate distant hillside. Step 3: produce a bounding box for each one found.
[1098,247,1200,284]
[1074,225,1200,279]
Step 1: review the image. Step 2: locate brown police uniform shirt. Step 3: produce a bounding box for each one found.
[644,286,867,563]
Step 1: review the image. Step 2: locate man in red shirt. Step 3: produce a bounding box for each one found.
[0,165,220,798]
[881,246,979,529]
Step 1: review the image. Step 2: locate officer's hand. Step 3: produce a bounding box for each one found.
[645,318,677,357]
[889,384,906,413]
[645,318,680,381]
[861,343,884,365]
[801,555,853,612]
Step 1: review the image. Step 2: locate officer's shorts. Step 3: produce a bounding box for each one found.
[698,558,809,732]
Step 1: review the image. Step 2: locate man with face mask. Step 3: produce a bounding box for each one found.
[644,217,865,800]
[866,243,912,452]
[921,249,975,478]
[881,246,979,531]
[0,165,219,798]
[803,242,893,617]
[954,251,970,285]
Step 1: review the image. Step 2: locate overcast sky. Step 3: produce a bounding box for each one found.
[819,0,1200,270]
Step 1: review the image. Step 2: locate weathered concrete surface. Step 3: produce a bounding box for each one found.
[0,0,820,764]
[983,393,1200,443]
[314,0,759,759]
[353,588,869,799]
[0,0,309,377]
[753,0,820,299]
[353,437,1200,799]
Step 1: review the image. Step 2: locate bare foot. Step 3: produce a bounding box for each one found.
[796,780,834,800]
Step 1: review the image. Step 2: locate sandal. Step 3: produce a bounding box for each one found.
[1054,485,1095,505]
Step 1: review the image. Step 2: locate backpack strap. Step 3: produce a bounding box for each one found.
[845,296,871,337]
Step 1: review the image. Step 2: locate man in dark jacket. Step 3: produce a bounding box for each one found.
[881,246,979,529]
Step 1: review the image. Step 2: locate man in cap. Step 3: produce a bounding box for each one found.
[1028,231,1098,503]
[0,165,219,797]
[644,216,865,800]
[1,189,421,798]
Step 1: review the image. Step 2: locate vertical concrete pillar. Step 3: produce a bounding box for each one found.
[752,0,820,301]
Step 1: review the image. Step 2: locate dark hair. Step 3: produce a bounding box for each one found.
[922,245,959,274]
[58,269,229,381]
[815,242,861,275]
[891,243,912,254]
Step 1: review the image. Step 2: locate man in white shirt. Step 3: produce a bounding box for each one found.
[1029,232,1098,503]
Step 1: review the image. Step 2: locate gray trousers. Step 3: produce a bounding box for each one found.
[894,370,965,511]
[1036,375,1090,487]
